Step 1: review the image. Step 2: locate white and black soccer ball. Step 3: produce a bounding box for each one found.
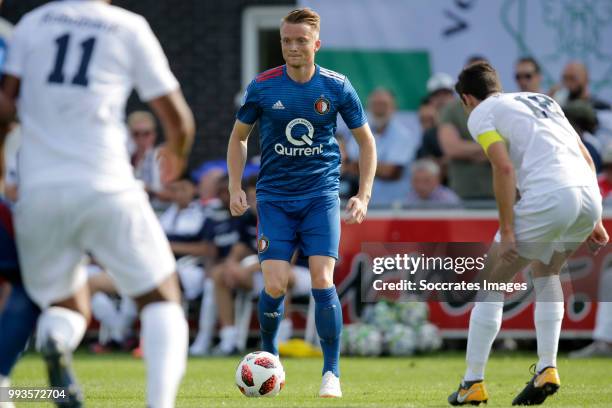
[384,323,417,356]
[396,302,429,327]
[416,322,443,352]
[235,351,285,397]
[352,324,384,356]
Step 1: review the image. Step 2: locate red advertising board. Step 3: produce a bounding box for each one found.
[336,210,611,338]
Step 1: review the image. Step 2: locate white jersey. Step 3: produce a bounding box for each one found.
[468,92,597,198]
[3,0,178,192]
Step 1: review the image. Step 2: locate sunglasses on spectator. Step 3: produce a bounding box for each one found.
[515,72,535,81]
[132,130,154,137]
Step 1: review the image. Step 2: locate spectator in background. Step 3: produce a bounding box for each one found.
[128,111,171,204]
[438,56,494,200]
[426,72,456,112]
[597,144,612,203]
[186,175,251,355]
[157,178,213,355]
[405,159,461,207]
[337,135,358,200]
[514,57,543,93]
[416,73,456,175]
[553,61,611,110]
[564,100,602,172]
[344,87,418,207]
[1,122,19,203]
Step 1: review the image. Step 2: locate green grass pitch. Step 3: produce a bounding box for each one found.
[10,352,612,407]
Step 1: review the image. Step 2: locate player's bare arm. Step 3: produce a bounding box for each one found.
[486,140,518,262]
[169,241,216,258]
[0,74,19,123]
[149,89,195,184]
[575,133,609,252]
[346,123,376,224]
[227,119,253,216]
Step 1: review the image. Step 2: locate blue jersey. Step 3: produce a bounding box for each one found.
[237,65,367,201]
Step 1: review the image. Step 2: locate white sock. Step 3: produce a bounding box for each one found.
[141,302,188,408]
[218,326,237,352]
[533,276,564,371]
[464,292,504,382]
[0,375,9,387]
[35,307,87,352]
[113,297,138,343]
[277,318,293,343]
[194,278,216,351]
[594,270,612,342]
[0,375,15,408]
[91,292,119,341]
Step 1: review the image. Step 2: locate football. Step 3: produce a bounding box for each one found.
[235,351,285,397]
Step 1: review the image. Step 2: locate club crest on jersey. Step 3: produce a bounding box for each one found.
[258,236,270,253]
[314,96,331,115]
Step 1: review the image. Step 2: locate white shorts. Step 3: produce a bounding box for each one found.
[15,185,176,308]
[495,186,602,264]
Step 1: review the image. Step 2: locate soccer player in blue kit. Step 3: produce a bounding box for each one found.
[226,8,376,398]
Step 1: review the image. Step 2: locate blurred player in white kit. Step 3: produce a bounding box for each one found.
[0,1,194,407]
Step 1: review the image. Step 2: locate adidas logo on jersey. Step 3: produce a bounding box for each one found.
[272,100,285,110]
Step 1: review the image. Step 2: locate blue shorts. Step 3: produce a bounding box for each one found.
[256,195,340,262]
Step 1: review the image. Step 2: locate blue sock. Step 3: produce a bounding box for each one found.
[0,284,40,376]
[312,286,342,377]
[257,290,285,356]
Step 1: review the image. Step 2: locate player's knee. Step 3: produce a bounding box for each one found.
[310,273,333,290]
[264,281,287,298]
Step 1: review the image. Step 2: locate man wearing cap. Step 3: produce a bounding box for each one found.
[417,73,456,166]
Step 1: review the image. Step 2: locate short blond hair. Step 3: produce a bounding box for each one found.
[282,8,320,32]
[127,110,156,130]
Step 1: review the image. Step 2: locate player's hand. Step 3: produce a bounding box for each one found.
[345,195,368,224]
[587,221,609,254]
[499,231,518,263]
[157,145,186,185]
[229,188,249,216]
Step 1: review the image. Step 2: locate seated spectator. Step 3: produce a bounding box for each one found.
[514,57,543,93]
[416,73,456,183]
[88,262,138,354]
[158,178,208,297]
[564,100,602,172]
[405,159,461,207]
[337,135,358,200]
[128,111,171,205]
[187,175,255,355]
[344,87,419,207]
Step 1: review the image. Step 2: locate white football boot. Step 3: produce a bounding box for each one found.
[319,371,342,398]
